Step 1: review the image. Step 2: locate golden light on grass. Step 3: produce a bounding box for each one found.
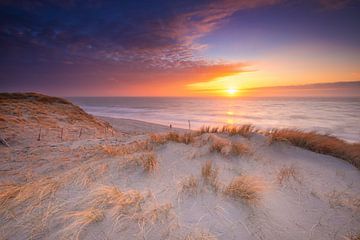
[224,175,267,204]
[60,208,104,240]
[267,129,360,169]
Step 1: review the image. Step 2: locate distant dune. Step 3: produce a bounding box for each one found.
[0,92,115,146]
[0,93,359,240]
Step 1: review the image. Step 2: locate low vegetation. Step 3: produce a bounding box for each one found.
[200,124,258,138]
[224,175,266,204]
[210,135,251,156]
[185,229,218,240]
[179,175,199,195]
[201,160,221,192]
[59,207,104,240]
[268,129,360,169]
[277,166,301,185]
[150,132,197,145]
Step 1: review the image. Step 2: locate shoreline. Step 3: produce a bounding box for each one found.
[97,116,188,134]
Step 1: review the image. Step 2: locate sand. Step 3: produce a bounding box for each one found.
[0,93,359,240]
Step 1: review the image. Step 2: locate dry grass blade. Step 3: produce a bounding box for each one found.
[224,175,266,204]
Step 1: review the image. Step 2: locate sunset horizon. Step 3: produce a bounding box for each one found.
[1,1,360,97]
[1,1,359,239]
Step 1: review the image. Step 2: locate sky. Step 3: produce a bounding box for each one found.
[0,0,359,97]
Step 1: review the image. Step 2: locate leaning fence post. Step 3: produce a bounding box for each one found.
[60,128,63,141]
[188,120,191,130]
[37,128,42,141]
[79,128,83,139]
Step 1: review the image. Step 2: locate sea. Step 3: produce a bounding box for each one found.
[68,97,360,142]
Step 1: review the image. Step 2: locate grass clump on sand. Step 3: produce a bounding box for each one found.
[224,175,266,204]
[344,233,360,240]
[150,132,196,145]
[201,160,221,192]
[267,129,360,169]
[141,151,158,172]
[88,185,144,211]
[200,124,257,138]
[210,135,250,156]
[0,177,60,217]
[101,140,152,156]
[185,229,218,240]
[179,175,199,195]
[277,166,301,185]
[59,207,104,240]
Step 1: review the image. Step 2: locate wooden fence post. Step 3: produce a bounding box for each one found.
[37,128,42,141]
[60,128,63,141]
[79,128,83,139]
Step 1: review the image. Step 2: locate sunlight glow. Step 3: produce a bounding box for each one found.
[226,88,238,95]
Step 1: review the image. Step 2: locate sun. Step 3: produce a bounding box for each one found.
[226,88,238,96]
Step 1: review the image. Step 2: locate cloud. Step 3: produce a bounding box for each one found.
[0,0,279,71]
[318,0,352,10]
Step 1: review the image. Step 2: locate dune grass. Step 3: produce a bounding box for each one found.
[185,229,218,240]
[59,207,104,240]
[179,175,199,195]
[344,233,360,240]
[267,129,360,169]
[224,175,266,204]
[200,124,258,138]
[210,135,250,156]
[201,160,221,192]
[88,185,144,212]
[102,140,152,156]
[141,151,158,172]
[277,166,301,185]
[0,177,60,217]
[150,132,197,145]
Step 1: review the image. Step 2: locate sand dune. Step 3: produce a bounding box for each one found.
[0,93,359,240]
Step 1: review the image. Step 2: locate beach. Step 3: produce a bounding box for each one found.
[0,93,359,240]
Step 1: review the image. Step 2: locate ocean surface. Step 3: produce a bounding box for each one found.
[68,97,360,142]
